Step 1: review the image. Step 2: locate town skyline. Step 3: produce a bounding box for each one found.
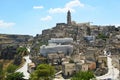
[0,0,120,36]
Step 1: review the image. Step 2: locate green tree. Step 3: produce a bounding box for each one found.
[0,63,5,80]
[0,70,5,80]
[0,62,3,73]
[13,54,23,66]
[6,72,24,80]
[6,64,18,73]
[97,33,108,41]
[17,47,28,56]
[30,64,55,80]
[71,71,95,80]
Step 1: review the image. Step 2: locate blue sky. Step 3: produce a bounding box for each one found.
[0,0,120,36]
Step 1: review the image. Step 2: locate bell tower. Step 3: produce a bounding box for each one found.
[67,10,71,26]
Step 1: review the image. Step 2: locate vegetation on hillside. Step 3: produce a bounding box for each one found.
[30,64,55,80]
[6,64,18,73]
[97,33,108,41]
[6,72,24,80]
[0,45,29,80]
[0,62,5,80]
[0,45,18,59]
[17,47,28,56]
[71,71,95,80]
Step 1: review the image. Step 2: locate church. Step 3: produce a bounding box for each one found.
[56,10,72,27]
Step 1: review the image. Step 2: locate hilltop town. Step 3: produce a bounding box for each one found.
[0,11,120,80]
[28,11,120,80]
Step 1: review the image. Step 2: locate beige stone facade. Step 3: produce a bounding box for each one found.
[62,63,76,77]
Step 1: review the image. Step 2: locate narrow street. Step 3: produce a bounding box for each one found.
[16,47,31,79]
[16,56,32,79]
[97,56,119,80]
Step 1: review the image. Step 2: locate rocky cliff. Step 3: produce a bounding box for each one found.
[0,34,33,44]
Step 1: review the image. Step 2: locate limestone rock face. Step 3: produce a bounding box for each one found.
[0,34,32,45]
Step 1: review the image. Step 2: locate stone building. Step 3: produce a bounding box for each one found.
[40,45,73,57]
[48,38,73,45]
[40,38,73,57]
[81,61,96,71]
[47,53,64,65]
[67,10,71,26]
[62,63,76,77]
[81,63,89,71]
[86,60,96,70]
[84,36,95,43]
[97,56,107,68]
[84,47,98,61]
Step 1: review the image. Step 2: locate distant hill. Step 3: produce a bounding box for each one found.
[0,33,33,60]
[0,34,33,45]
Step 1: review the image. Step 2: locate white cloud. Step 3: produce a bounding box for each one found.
[0,20,15,28]
[33,6,44,9]
[40,16,52,21]
[113,24,120,27]
[65,0,84,8]
[49,0,85,13]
